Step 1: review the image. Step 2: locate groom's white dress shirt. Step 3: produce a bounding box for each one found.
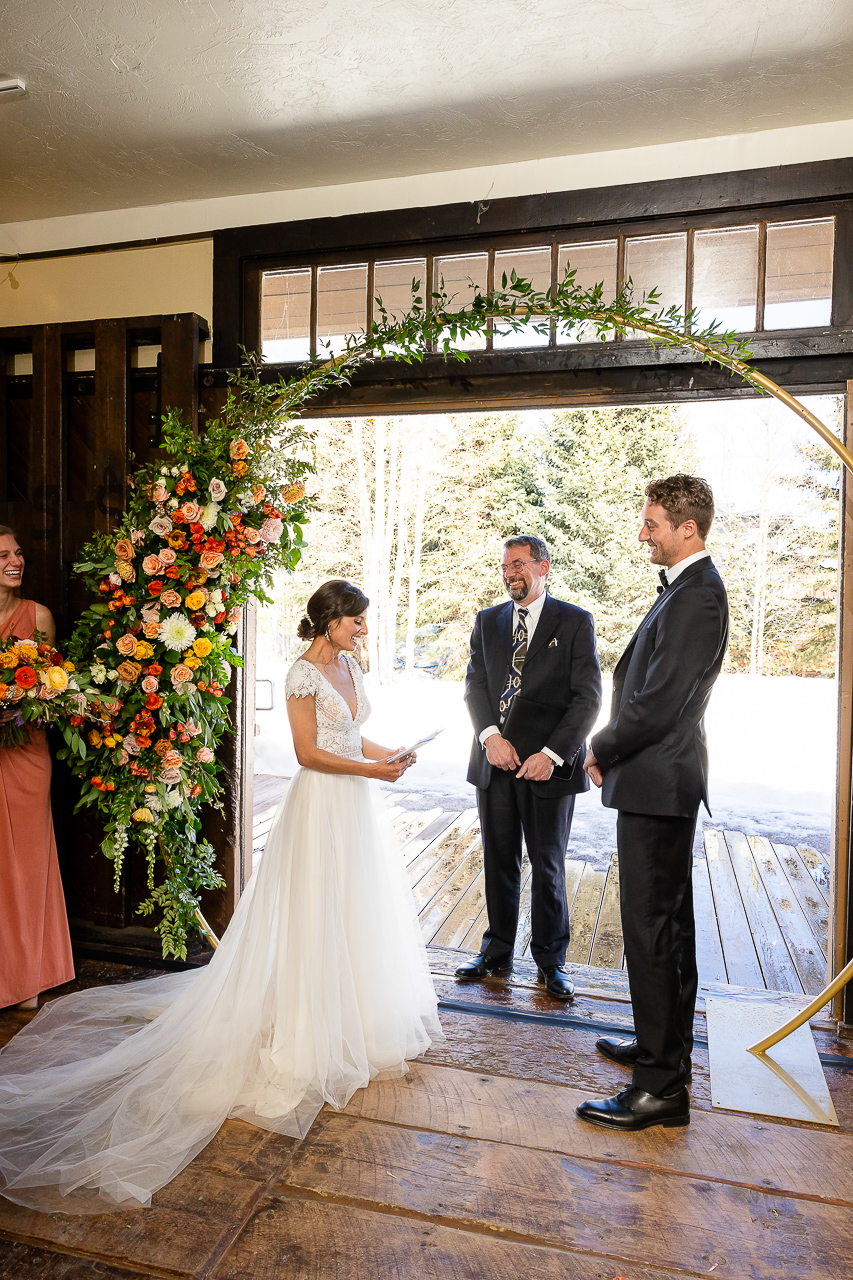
[663,548,710,586]
[478,591,564,766]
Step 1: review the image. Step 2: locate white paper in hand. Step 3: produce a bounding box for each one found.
[383,728,443,763]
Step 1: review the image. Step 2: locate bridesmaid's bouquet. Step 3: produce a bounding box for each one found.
[0,632,101,750]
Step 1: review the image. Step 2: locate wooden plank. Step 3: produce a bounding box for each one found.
[588,855,623,970]
[750,836,829,993]
[564,863,606,967]
[420,846,483,943]
[283,1113,853,1280]
[0,1242,157,1280]
[404,809,478,866]
[408,819,479,888]
[774,841,830,949]
[724,832,803,994]
[693,856,728,984]
[411,833,480,910]
[432,867,486,950]
[796,843,832,897]
[344,1060,853,1205]
[214,1195,691,1280]
[704,829,765,989]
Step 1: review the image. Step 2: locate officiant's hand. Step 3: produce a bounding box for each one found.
[516,751,554,781]
[485,735,521,771]
[583,748,603,788]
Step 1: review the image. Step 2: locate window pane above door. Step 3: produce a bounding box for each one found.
[624,233,687,317]
[692,225,759,333]
[433,252,488,350]
[557,240,617,343]
[764,218,834,330]
[261,269,311,363]
[493,246,551,348]
[317,263,368,356]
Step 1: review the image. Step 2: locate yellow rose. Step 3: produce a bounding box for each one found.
[44,665,69,692]
[192,638,213,658]
[185,590,206,612]
[134,641,154,660]
[184,654,202,669]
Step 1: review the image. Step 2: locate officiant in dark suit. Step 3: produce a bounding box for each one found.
[579,475,728,1132]
[460,535,601,999]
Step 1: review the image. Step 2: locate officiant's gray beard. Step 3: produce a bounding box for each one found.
[505,579,530,601]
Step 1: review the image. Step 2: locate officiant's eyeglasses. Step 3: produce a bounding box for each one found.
[498,559,541,575]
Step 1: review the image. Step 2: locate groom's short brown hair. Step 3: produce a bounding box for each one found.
[645,475,715,539]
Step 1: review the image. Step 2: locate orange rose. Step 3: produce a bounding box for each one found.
[144,694,163,711]
[166,566,181,579]
[114,538,135,562]
[115,634,137,657]
[229,438,250,460]
[116,660,142,683]
[199,551,224,570]
[149,580,164,596]
[143,622,160,640]
[14,666,37,689]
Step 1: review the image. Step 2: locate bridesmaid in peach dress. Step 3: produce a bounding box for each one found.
[0,528,74,1011]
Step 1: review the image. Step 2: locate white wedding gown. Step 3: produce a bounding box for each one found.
[0,654,441,1213]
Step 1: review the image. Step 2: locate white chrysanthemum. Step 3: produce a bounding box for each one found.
[90,663,107,685]
[159,613,198,652]
[165,789,182,809]
[146,795,163,813]
[199,501,220,531]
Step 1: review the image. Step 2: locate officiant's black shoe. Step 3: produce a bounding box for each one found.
[537,965,574,1000]
[455,955,513,981]
[595,1037,692,1081]
[576,1085,690,1131]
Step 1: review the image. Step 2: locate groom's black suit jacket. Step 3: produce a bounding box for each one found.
[591,557,729,817]
[465,594,602,798]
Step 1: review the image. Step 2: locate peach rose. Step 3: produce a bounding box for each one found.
[141,676,159,693]
[158,548,177,566]
[251,485,266,503]
[149,516,173,537]
[142,622,160,640]
[208,477,227,501]
[244,526,262,544]
[152,482,168,503]
[182,501,202,522]
[114,538,135,562]
[199,551,224,570]
[196,746,215,764]
[115,634,137,657]
[229,438,250,460]
[170,664,194,686]
[162,748,183,768]
[142,555,163,576]
[160,767,182,785]
[141,601,161,622]
[116,660,142,684]
[160,589,183,609]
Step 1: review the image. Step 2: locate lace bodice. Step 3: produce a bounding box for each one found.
[285,654,370,761]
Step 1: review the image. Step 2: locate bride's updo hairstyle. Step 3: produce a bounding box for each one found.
[297,580,369,641]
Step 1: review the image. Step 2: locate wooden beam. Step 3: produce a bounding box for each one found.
[28,326,65,626]
[838,382,853,1025]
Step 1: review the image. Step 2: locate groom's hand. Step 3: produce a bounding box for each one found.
[516,751,555,781]
[485,735,521,771]
[583,748,603,788]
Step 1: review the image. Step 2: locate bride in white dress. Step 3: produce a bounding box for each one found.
[0,579,441,1213]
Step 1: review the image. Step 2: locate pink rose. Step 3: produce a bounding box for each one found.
[141,676,159,693]
[170,664,194,686]
[130,528,145,544]
[102,697,123,715]
[162,748,183,768]
[116,749,129,766]
[251,486,266,504]
[244,526,262,544]
[227,607,243,624]
[149,516,173,537]
[152,482,168,503]
[142,555,163,576]
[183,719,202,738]
[37,684,57,701]
[182,502,202,522]
[115,634,137,657]
[158,548,177,566]
[199,551,224,570]
[109,572,122,586]
[208,478,227,502]
[196,746,215,764]
[123,734,140,756]
[260,517,284,543]
[160,767,181,785]
[160,589,183,609]
[141,601,161,623]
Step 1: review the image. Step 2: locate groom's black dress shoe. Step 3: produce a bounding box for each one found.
[576,1085,690,1131]
[537,966,575,1000]
[596,1036,692,1082]
[455,955,513,981]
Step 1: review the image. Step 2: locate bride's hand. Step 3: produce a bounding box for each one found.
[367,756,411,783]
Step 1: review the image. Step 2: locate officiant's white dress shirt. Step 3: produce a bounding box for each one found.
[478,592,564,766]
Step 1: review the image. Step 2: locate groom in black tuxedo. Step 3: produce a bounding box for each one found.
[578,475,728,1131]
[459,535,601,998]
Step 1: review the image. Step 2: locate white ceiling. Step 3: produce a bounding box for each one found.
[3,0,853,223]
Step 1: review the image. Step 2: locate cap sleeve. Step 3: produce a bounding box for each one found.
[285,659,319,700]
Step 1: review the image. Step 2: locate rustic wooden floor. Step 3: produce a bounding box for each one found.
[254,777,832,997]
[2,952,853,1279]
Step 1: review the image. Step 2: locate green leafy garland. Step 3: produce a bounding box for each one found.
[60,271,784,958]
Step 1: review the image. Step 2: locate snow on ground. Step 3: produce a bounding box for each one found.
[254,671,836,869]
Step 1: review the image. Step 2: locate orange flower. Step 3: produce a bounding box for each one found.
[0,683,8,700]
[144,694,163,710]
[149,580,164,596]
[229,438,250,460]
[14,666,37,689]
[281,480,306,504]
[190,783,202,798]
[231,460,248,477]
[143,622,160,640]
[148,662,163,676]
[114,538,135,562]
[116,660,142,684]
[165,566,181,579]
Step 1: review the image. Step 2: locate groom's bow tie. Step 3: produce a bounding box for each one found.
[657,569,669,595]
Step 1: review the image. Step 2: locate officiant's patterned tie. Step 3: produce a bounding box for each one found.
[499,607,529,722]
